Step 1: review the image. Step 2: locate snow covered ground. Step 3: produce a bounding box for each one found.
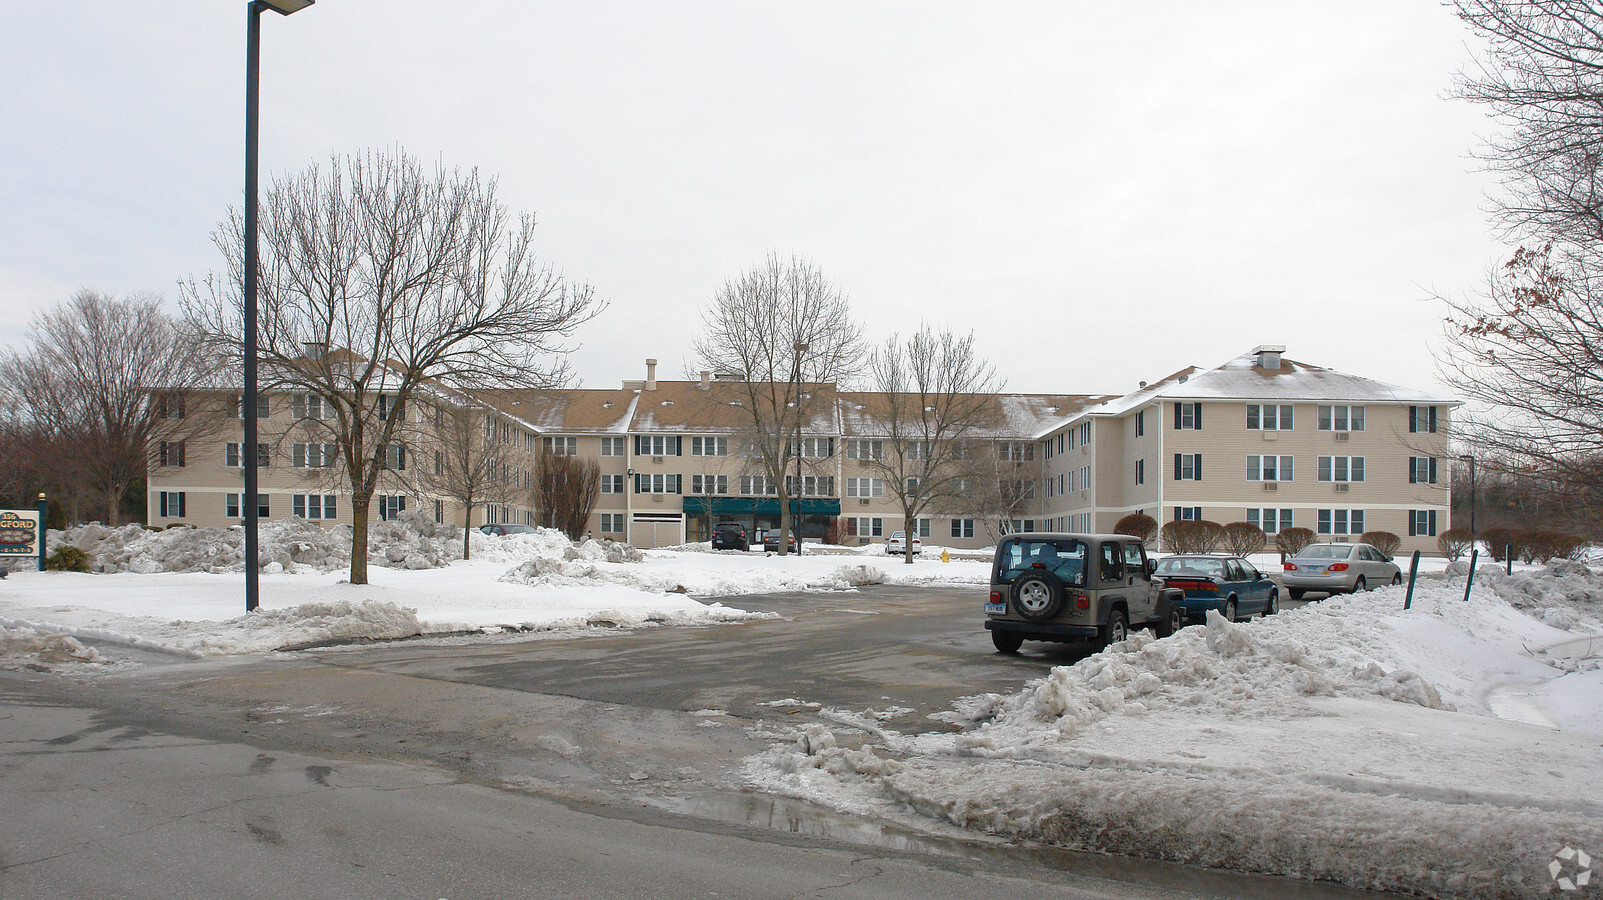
[3,522,1601,899]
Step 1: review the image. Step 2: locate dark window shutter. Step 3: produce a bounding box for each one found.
[1430,510,1438,535]
[1194,454,1202,480]
[1409,406,1418,433]
[1174,454,1183,480]
[1173,403,1182,429]
[634,435,643,455]
[1429,457,1438,483]
[1429,406,1438,433]
[1193,403,1202,429]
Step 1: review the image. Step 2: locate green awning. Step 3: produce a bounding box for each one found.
[682,497,841,517]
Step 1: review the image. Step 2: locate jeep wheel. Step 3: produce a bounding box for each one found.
[991,630,1024,654]
[1012,571,1065,621]
[1155,600,1185,638]
[1098,609,1129,649]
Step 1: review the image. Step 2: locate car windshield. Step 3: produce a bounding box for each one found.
[1156,557,1225,578]
[1296,545,1353,560]
[997,538,1086,587]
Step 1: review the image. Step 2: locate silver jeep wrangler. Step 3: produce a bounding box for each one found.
[984,533,1185,654]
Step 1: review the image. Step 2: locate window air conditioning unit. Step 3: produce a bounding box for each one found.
[1335,482,1350,492]
[651,494,664,503]
[1335,535,1350,542]
[1262,482,1278,491]
[1334,432,1350,442]
[652,455,664,463]
[859,498,870,505]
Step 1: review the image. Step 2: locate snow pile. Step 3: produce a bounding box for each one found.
[47,516,634,576]
[0,624,105,670]
[1474,558,1603,633]
[499,556,884,594]
[744,573,1603,899]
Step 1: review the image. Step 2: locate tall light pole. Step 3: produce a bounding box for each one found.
[244,0,313,612]
[792,340,809,556]
[1459,454,1477,551]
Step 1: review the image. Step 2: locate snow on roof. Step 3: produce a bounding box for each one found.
[1092,349,1459,416]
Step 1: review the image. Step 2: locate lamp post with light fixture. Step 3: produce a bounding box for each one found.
[244,0,313,612]
[792,341,809,556]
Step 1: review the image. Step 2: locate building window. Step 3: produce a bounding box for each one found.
[544,436,578,456]
[691,436,728,457]
[634,473,682,494]
[1409,405,1439,434]
[998,441,1035,462]
[1002,479,1035,500]
[1135,410,1145,437]
[158,491,185,518]
[791,437,833,459]
[157,394,185,419]
[159,441,186,468]
[1078,422,1091,445]
[1057,472,1066,495]
[1042,439,1054,461]
[1174,453,1202,481]
[1173,506,1201,521]
[845,517,884,538]
[1246,404,1294,431]
[1409,509,1439,537]
[845,439,883,460]
[785,475,833,497]
[1317,508,1364,534]
[1173,402,1201,430]
[635,435,680,457]
[689,474,728,495]
[1318,456,1365,482]
[1080,465,1091,489]
[739,474,776,495]
[1056,433,1066,453]
[1247,508,1293,533]
[291,393,331,420]
[601,512,624,533]
[911,518,931,538]
[234,393,271,419]
[906,441,933,461]
[1135,458,1145,485]
[1009,519,1038,533]
[601,474,626,494]
[950,518,975,538]
[600,436,627,457]
[292,494,336,520]
[293,442,337,468]
[378,495,407,521]
[225,442,272,468]
[1044,476,1055,498]
[845,477,883,498]
[381,443,405,470]
[1409,457,1439,484]
[226,493,270,519]
[1317,405,1365,432]
[1246,455,1294,482]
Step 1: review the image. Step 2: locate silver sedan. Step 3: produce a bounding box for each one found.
[1281,542,1401,599]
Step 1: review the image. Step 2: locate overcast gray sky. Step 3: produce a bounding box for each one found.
[1,1,1504,397]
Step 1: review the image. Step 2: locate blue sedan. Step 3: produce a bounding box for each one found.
[1153,555,1279,622]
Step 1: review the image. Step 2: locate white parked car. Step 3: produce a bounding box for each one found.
[886,531,922,555]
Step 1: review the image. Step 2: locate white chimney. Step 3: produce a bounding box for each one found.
[645,358,658,391]
[699,370,711,390]
[1254,344,1286,370]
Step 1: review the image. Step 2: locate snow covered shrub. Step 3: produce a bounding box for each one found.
[1436,529,1473,560]
[1275,526,1315,557]
[1220,521,1266,555]
[45,546,90,572]
[1359,531,1401,556]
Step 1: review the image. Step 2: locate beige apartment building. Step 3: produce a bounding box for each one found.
[146,346,1457,554]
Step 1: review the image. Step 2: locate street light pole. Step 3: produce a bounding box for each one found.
[793,341,809,556]
[244,0,313,613]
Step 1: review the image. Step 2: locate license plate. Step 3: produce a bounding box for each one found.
[984,602,1007,615]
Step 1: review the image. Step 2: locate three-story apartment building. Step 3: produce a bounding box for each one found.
[147,346,1457,553]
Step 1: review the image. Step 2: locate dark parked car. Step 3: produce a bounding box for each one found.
[762,531,799,553]
[1153,554,1279,621]
[479,523,538,536]
[711,522,749,551]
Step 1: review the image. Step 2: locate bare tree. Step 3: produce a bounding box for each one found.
[857,327,1002,564]
[414,399,537,559]
[537,453,600,540]
[692,254,864,555]
[1453,1,1603,246]
[0,290,218,525]
[1220,521,1267,556]
[948,445,1034,542]
[1439,244,1603,515]
[183,150,601,583]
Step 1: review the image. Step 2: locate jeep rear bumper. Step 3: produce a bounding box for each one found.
[984,619,1099,640]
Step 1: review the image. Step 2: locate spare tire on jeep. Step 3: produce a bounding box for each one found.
[1012,570,1065,621]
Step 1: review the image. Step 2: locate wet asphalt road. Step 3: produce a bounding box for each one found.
[0,582,1381,900]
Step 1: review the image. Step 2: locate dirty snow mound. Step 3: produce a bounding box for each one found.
[0,625,105,669]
